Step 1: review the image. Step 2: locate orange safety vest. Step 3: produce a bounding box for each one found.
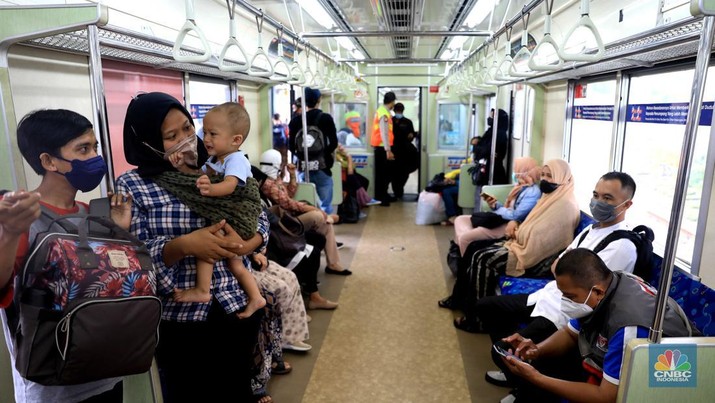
[371,105,393,147]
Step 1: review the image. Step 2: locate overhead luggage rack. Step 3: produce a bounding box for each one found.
[20,24,272,85]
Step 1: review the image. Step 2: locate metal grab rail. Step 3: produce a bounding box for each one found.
[247,11,274,77]
[557,0,605,62]
[218,0,249,72]
[172,0,211,63]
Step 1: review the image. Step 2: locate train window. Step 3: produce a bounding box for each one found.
[187,78,231,136]
[271,84,292,131]
[622,67,715,267]
[437,103,468,150]
[334,102,368,148]
[568,79,617,212]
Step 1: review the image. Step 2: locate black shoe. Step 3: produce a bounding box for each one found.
[336,242,344,250]
[379,201,391,207]
[387,195,398,202]
[325,267,353,275]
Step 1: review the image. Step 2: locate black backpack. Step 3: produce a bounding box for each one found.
[337,193,360,224]
[579,225,655,282]
[294,112,326,171]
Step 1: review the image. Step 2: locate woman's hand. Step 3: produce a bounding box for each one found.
[181,220,242,263]
[505,220,519,239]
[109,192,133,231]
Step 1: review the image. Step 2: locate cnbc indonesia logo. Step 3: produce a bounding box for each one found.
[650,347,697,387]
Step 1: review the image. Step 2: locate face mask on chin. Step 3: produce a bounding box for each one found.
[560,286,596,319]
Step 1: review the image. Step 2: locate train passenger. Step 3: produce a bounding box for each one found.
[444,159,580,329]
[2,109,131,402]
[501,248,694,403]
[259,148,349,300]
[372,91,397,206]
[118,92,267,402]
[472,108,510,187]
[288,87,338,214]
[480,172,639,393]
[391,102,417,200]
[163,102,266,320]
[452,156,541,255]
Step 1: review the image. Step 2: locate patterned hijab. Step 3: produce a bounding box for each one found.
[505,157,540,207]
[504,159,580,276]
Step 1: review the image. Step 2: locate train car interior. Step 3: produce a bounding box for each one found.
[2,0,715,402]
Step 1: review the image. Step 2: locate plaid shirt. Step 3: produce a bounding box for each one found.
[116,170,269,322]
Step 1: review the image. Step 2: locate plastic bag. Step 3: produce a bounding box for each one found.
[415,190,447,225]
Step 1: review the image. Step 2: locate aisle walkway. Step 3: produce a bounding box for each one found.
[270,201,507,402]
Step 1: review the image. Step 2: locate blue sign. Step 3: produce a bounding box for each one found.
[572,105,614,121]
[447,156,467,169]
[352,154,368,169]
[189,104,216,120]
[626,102,714,126]
[649,344,697,388]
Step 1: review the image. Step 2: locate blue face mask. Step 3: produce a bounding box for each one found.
[56,155,108,192]
[394,113,403,119]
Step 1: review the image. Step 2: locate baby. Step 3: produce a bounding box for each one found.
[170,102,265,319]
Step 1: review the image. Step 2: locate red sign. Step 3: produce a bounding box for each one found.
[575,84,587,99]
[429,85,439,93]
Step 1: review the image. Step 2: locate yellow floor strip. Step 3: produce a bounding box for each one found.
[302,203,471,402]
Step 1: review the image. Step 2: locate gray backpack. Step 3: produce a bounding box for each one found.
[294,112,327,171]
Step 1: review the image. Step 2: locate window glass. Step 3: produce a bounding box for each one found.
[438,103,468,150]
[188,78,231,137]
[622,67,715,266]
[568,80,617,212]
[334,102,368,148]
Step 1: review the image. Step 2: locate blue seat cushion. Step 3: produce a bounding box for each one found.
[499,275,552,295]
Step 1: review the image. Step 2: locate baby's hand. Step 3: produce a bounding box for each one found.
[196,175,213,196]
[168,151,185,169]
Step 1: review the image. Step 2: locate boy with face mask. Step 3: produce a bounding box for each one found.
[501,248,694,403]
[1,109,132,402]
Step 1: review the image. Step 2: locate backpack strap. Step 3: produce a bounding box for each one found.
[576,228,590,247]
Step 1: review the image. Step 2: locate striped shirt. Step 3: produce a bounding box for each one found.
[116,169,269,322]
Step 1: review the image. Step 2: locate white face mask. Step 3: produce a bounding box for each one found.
[561,286,595,319]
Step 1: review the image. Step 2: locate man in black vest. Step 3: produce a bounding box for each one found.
[500,248,695,403]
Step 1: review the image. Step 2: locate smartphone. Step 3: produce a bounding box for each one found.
[480,192,494,200]
[493,345,523,362]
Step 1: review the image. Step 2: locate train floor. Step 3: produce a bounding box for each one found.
[269,199,508,403]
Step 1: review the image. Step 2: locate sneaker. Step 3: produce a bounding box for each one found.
[485,370,513,388]
[336,242,344,250]
[283,341,312,352]
[365,198,381,206]
[359,212,368,219]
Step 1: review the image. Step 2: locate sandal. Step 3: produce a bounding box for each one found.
[453,316,484,334]
[438,296,456,310]
[254,392,273,403]
[271,360,292,375]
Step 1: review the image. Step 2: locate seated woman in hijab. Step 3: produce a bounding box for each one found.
[445,159,580,333]
[452,157,542,256]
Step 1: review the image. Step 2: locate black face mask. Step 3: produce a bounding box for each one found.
[487,117,494,126]
[540,180,559,194]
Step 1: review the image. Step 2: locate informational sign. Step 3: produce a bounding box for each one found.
[626,102,713,126]
[429,85,440,93]
[447,156,467,169]
[189,104,215,120]
[572,105,614,121]
[351,154,368,169]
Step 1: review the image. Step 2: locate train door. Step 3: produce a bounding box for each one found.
[378,86,422,199]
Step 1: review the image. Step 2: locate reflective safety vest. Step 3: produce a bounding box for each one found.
[371,105,393,147]
[344,110,361,139]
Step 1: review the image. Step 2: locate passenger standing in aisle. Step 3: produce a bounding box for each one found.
[391,102,416,200]
[117,92,265,402]
[288,87,338,214]
[272,113,289,167]
[372,91,396,206]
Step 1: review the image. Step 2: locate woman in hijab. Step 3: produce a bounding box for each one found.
[473,108,510,185]
[449,159,580,332]
[116,92,276,403]
[453,157,542,256]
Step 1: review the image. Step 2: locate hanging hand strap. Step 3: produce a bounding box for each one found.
[172,0,212,63]
[557,0,605,62]
[271,25,291,82]
[509,11,534,78]
[529,0,563,71]
[218,0,249,72]
[248,10,275,77]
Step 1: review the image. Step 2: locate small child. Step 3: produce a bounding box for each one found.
[170,102,265,319]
